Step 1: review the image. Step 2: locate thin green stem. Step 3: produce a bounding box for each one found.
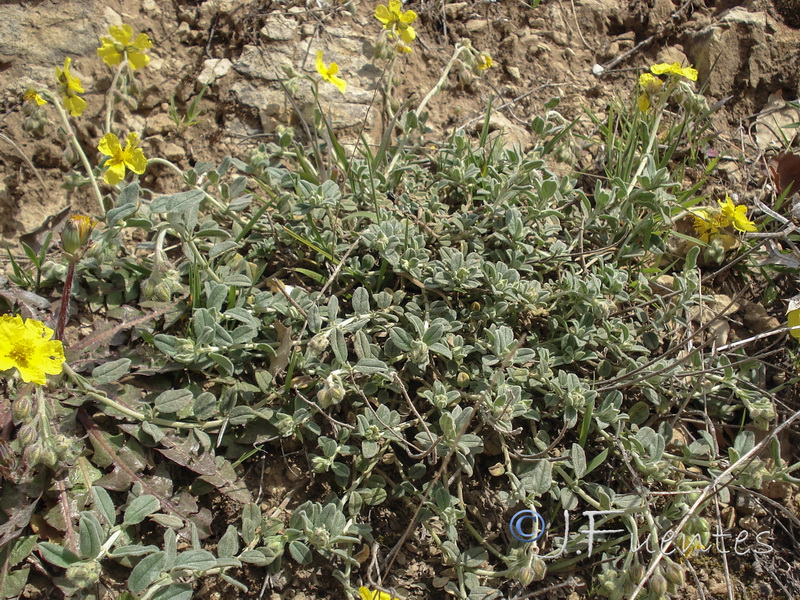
[43,90,106,216]
[104,61,128,134]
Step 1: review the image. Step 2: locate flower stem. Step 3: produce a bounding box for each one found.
[55,260,76,341]
[104,61,128,134]
[44,91,106,216]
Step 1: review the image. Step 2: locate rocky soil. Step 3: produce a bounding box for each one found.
[1,0,799,598]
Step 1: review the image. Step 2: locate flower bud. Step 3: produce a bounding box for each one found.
[61,215,98,257]
[66,561,101,588]
[649,571,668,596]
[40,447,58,468]
[12,396,33,422]
[456,372,470,387]
[663,560,685,586]
[24,442,43,466]
[17,424,37,447]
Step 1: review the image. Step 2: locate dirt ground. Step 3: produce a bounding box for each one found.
[1,0,800,598]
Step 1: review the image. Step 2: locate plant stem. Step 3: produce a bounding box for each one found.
[104,61,128,134]
[44,91,106,216]
[55,260,76,341]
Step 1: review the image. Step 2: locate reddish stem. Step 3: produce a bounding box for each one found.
[55,261,75,341]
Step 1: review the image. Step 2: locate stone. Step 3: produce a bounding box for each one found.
[233,45,295,80]
[198,58,233,85]
[260,15,297,42]
[466,19,489,33]
[445,2,468,18]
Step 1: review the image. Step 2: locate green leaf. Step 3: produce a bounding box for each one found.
[91,487,116,526]
[172,549,216,572]
[331,328,348,363]
[150,190,204,214]
[242,503,262,545]
[239,550,269,565]
[150,584,193,600]
[91,358,132,384]
[0,566,29,599]
[571,443,586,480]
[110,545,160,558]
[154,389,195,414]
[79,512,105,559]
[37,543,81,568]
[7,536,36,568]
[354,358,388,375]
[288,541,312,565]
[352,287,370,315]
[217,525,239,558]
[123,495,161,526]
[129,551,167,595]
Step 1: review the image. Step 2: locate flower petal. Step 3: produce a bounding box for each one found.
[127,50,150,70]
[331,74,347,94]
[65,95,87,117]
[400,8,417,24]
[109,24,134,45]
[399,25,416,43]
[104,161,127,185]
[133,32,152,50]
[375,4,392,24]
[97,39,123,66]
[315,50,326,77]
[98,133,122,158]
[125,148,148,174]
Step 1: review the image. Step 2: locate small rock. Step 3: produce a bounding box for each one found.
[144,113,175,136]
[142,0,159,12]
[163,143,186,162]
[742,301,781,333]
[466,19,489,33]
[260,14,297,42]
[198,58,232,85]
[445,2,467,18]
[506,66,521,81]
[719,7,767,27]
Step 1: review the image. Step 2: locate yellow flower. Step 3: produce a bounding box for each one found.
[98,132,147,185]
[375,0,417,44]
[637,72,663,111]
[315,51,347,94]
[97,24,152,70]
[395,41,413,54]
[55,57,86,117]
[359,587,397,600]
[0,315,65,385]
[691,207,729,243]
[650,62,698,82]
[476,52,493,71]
[718,194,757,233]
[24,89,47,106]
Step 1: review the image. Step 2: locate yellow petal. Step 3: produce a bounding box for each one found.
[65,95,86,117]
[315,50,326,77]
[98,133,122,158]
[375,4,392,24]
[98,40,123,66]
[109,24,134,45]
[788,296,800,340]
[637,93,650,112]
[399,25,416,43]
[331,74,347,94]
[125,148,148,174]
[104,161,127,185]
[400,9,417,24]
[127,50,150,70]
[133,32,152,50]
[388,0,402,15]
[327,61,339,77]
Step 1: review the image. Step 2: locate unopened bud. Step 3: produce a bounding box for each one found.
[12,396,33,422]
[17,424,37,447]
[649,571,668,596]
[61,215,98,257]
